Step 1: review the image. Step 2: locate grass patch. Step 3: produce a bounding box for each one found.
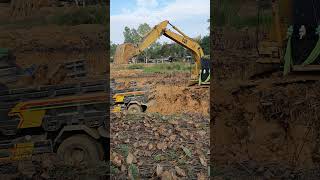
[143,62,192,73]
[167,149,178,160]
[110,165,119,174]
[154,154,166,162]
[117,144,129,157]
[127,64,144,70]
[128,164,139,179]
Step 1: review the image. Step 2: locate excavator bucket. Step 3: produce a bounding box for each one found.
[114,43,138,64]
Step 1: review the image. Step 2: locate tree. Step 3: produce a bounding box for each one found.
[200,35,210,55]
[110,41,117,57]
[122,22,208,62]
[123,23,152,44]
[123,26,140,44]
[137,23,151,38]
[148,42,162,59]
[122,23,155,62]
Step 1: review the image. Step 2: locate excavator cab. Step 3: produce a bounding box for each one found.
[284,0,320,74]
[199,57,210,85]
[257,0,320,75]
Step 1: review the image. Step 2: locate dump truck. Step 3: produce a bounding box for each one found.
[0,49,150,165]
[0,79,109,165]
[0,51,109,165]
[111,79,148,114]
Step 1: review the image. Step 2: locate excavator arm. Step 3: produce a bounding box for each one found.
[114,20,206,83]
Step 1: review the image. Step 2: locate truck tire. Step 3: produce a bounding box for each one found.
[57,134,103,167]
[127,104,142,114]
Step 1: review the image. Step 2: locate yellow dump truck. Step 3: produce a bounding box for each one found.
[0,80,109,165]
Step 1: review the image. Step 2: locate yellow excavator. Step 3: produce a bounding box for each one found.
[257,0,320,75]
[114,20,210,86]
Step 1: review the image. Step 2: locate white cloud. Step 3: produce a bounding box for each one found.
[111,0,210,44]
[136,0,159,8]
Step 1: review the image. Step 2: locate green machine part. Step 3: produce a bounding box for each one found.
[0,48,9,59]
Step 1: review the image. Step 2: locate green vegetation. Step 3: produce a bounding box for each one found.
[154,154,166,161]
[128,164,139,179]
[110,22,210,60]
[110,165,120,174]
[127,62,192,73]
[127,64,144,70]
[117,144,129,157]
[143,63,191,73]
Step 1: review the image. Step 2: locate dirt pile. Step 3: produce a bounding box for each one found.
[110,113,209,179]
[148,85,209,116]
[0,24,108,84]
[110,65,209,116]
[211,50,320,179]
[0,24,107,55]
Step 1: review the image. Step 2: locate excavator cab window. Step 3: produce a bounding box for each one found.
[290,0,320,65]
[200,58,210,83]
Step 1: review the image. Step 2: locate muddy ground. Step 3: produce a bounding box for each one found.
[211,48,320,179]
[0,154,109,179]
[110,113,209,179]
[110,64,210,179]
[0,3,108,88]
[0,2,110,179]
[110,64,209,116]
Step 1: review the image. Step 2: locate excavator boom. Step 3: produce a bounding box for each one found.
[114,20,209,85]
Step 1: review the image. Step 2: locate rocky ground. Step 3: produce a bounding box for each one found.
[110,112,210,179]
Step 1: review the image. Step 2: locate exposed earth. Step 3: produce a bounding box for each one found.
[110,63,210,179]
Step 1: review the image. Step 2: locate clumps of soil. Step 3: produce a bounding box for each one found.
[211,49,320,179]
[0,154,109,179]
[0,24,107,53]
[212,27,257,50]
[110,113,209,179]
[147,85,209,116]
[110,65,209,116]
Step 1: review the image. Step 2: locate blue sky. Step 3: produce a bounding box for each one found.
[110,0,210,44]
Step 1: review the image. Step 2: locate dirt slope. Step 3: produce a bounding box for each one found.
[211,49,320,179]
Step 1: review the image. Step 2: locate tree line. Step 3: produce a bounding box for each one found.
[110,22,209,62]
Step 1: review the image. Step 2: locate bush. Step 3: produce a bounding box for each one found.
[127,64,144,69]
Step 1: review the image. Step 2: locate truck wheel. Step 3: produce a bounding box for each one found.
[127,104,142,114]
[57,134,103,167]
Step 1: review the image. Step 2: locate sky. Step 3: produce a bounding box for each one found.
[110,0,210,44]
